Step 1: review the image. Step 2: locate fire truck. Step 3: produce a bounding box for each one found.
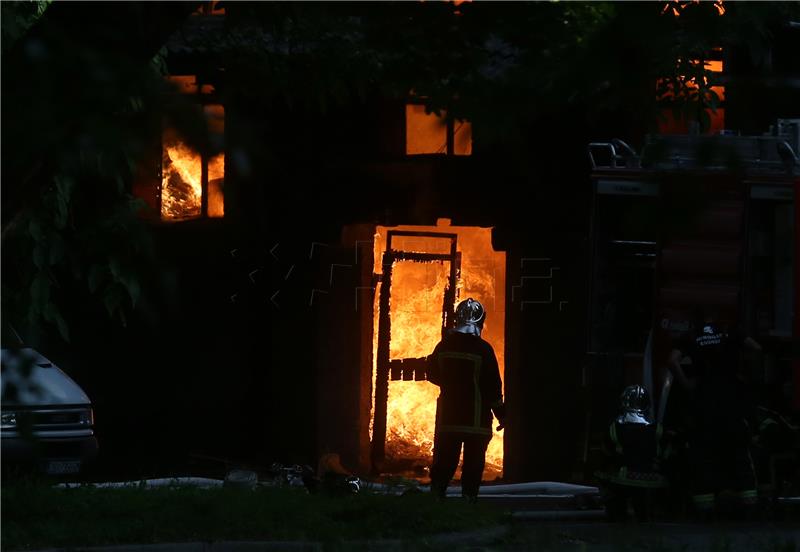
[584,120,799,498]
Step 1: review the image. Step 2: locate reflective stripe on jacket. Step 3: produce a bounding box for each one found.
[428,331,503,436]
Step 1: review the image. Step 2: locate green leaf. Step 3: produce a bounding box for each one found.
[124,155,137,174]
[53,193,68,229]
[44,303,70,341]
[32,244,46,269]
[103,285,123,317]
[54,310,70,342]
[48,234,66,265]
[54,175,74,198]
[43,302,55,322]
[28,218,44,242]
[29,272,51,311]
[123,276,141,308]
[69,253,83,279]
[88,264,105,293]
[109,258,121,280]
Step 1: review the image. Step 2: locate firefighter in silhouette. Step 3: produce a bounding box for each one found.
[427,298,505,502]
[668,317,760,517]
[598,385,666,521]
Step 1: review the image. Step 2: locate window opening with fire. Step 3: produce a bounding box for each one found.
[656,56,725,135]
[406,104,472,156]
[160,75,225,221]
[370,219,505,480]
[657,3,726,134]
[193,1,225,16]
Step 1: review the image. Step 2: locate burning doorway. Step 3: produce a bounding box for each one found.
[371,219,506,480]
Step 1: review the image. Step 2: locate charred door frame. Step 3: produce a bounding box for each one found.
[371,230,460,471]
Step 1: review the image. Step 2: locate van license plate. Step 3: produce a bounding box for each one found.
[45,460,81,475]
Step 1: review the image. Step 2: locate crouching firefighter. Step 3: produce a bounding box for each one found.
[597,385,667,521]
[427,298,506,502]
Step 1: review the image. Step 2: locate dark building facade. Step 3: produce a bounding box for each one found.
[25,2,796,483]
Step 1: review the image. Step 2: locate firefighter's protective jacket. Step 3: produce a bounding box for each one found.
[427,330,504,436]
[599,421,668,489]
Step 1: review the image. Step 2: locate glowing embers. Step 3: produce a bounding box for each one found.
[372,220,505,479]
[405,105,472,156]
[160,104,225,220]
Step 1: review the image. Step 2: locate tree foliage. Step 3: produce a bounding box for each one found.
[1,0,50,54]
[2,2,199,344]
[2,1,797,345]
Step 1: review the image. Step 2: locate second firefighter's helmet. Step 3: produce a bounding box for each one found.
[618,385,652,425]
[453,298,485,336]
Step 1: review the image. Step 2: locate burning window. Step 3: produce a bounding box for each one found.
[371,219,505,480]
[658,1,726,134]
[193,1,225,16]
[657,57,725,135]
[406,104,472,156]
[662,0,725,17]
[160,76,225,221]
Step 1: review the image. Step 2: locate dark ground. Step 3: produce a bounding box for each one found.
[489,520,800,552]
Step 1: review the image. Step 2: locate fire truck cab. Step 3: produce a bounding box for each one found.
[584,120,799,494]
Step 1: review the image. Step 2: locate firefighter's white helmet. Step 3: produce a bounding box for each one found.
[617,385,652,425]
[454,298,485,336]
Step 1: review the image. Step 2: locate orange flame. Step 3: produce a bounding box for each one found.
[208,153,225,218]
[160,133,225,219]
[372,220,506,479]
[662,0,725,17]
[161,134,202,220]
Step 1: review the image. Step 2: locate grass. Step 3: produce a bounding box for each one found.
[4,480,799,551]
[1,480,504,550]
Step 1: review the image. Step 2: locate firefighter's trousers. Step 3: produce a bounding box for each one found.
[430,431,491,499]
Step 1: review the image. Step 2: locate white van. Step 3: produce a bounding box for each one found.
[1,348,98,475]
